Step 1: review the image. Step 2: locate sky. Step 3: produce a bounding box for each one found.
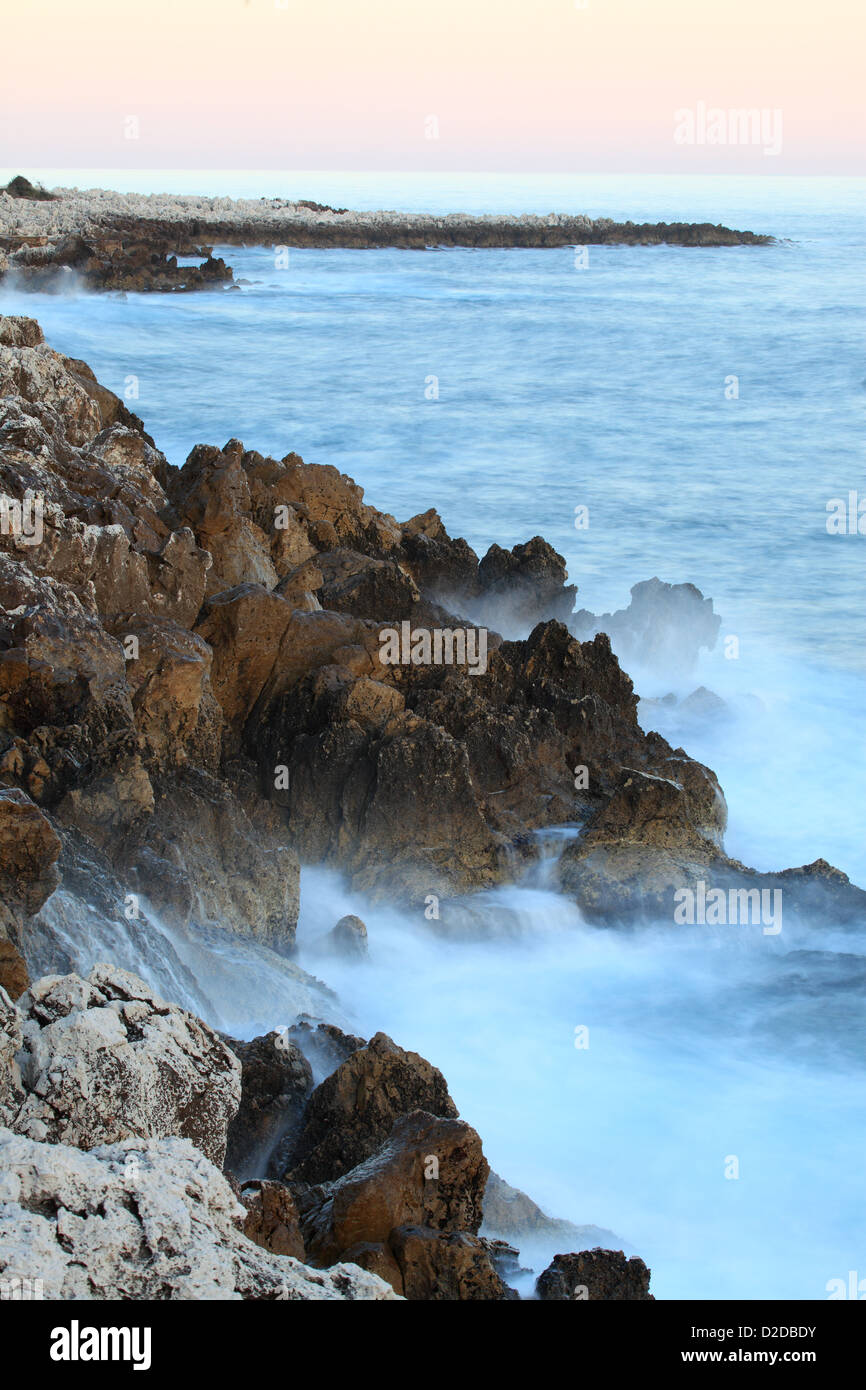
[1,0,864,174]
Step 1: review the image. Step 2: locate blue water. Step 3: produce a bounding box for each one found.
[2,173,864,1299]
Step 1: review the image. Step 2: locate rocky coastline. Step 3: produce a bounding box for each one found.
[0,176,772,294]
[0,313,862,1301]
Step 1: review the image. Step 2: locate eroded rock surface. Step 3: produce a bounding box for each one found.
[0,1127,399,1299]
[2,964,240,1166]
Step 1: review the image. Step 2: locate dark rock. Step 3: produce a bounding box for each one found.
[224,1030,313,1181]
[536,1247,654,1300]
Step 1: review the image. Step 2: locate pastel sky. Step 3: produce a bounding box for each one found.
[2,0,864,173]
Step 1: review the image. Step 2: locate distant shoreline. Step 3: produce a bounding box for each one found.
[0,177,772,293]
[0,180,771,249]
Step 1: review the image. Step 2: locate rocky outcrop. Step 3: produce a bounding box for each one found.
[296,1109,490,1266]
[0,1127,399,1299]
[2,311,862,966]
[224,1030,313,1181]
[287,1031,458,1185]
[536,1248,654,1300]
[388,1225,513,1300]
[2,964,240,1166]
[325,913,368,958]
[572,577,721,677]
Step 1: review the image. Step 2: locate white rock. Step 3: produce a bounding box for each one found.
[0,1126,400,1300]
[7,964,241,1166]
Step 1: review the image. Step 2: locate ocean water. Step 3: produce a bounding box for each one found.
[2,173,864,1298]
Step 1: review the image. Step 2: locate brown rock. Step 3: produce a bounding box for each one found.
[389,1225,513,1300]
[299,1110,490,1265]
[288,1031,458,1185]
[0,937,29,999]
[241,1180,306,1259]
[338,1241,405,1295]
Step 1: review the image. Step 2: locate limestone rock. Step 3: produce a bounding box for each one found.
[325,913,368,958]
[7,964,241,1166]
[224,1031,313,1181]
[389,1225,513,1300]
[0,1127,400,1299]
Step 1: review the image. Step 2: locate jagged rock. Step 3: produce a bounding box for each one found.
[224,1031,313,1181]
[316,547,421,620]
[298,1110,490,1265]
[558,764,728,921]
[0,1128,399,1299]
[536,1248,654,1300]
[477,536,577,629]
[5,964,241,1166]
[240,1179,305,1259]
[288,1019,367,1081]
[389,1225,513,1300]
[339,1241,406,1294]
[398,509,481,598]
[572,577,721,676]
[194,583,295,730]
[288,1031,458,1184]
[326,913,368,958]
[117,619,222,772]
[0,315,44,347]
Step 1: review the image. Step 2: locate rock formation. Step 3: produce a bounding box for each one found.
[536,1248,654,1301]
[2,964,240,1167]
[0,1127,398,1299]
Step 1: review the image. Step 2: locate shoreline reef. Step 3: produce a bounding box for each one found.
[0,175,772,293]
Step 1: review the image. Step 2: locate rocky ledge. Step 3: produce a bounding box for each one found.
[0,177,771,293]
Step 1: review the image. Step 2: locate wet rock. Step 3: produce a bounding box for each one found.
[132,770,301,952]
[5,964,241,1167]
[240,1179,306,1259]
[389,1225,514,1300]
[0,1128,399,1299]
[325,914,368,958]
[287,1031,458,1184]
[536,1248,654,1300]
[287,1019,367,1081]
[0,787,62,915]
[573,577,721,677]
[298,1110,489,1265]
[224,1031,313,1181]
